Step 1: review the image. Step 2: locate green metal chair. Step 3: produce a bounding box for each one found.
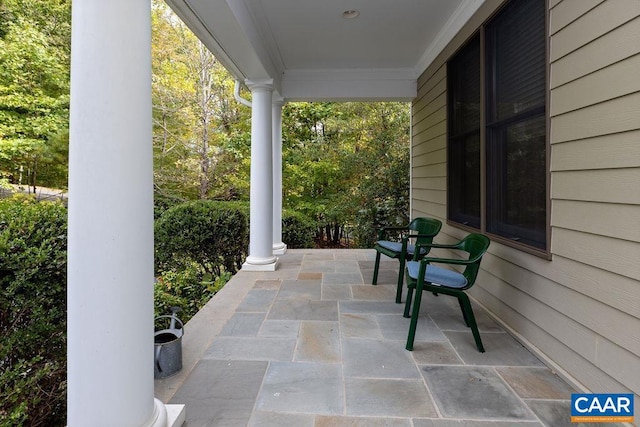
[371,217,442,304]
[404,233,490,352]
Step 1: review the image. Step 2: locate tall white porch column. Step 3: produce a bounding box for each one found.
[243,80,278,271]
[272,99,287,255]
[68,1,182,426]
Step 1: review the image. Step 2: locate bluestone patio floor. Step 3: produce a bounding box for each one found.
[155,249,619,427]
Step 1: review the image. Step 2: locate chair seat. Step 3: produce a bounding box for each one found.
[406,261,468,289]
[376,240,425,256]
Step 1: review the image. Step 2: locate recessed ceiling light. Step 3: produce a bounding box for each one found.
[342,9,360,19]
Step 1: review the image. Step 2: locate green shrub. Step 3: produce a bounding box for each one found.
[0,195,67,426]
[154,262,231,322]
[282,210,316,248]
[155,200,249,276]
[153,192,185,220]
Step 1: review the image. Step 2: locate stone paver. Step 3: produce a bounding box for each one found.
[345,377,438,417]
[168,360,267,426]
[256,361,343,414]
[235,289,277,312]
[444,330,544,366]
[158,249,598,427]
[343,338,421,379]
[421,365,537,420]
[219,312,265,336]
[294,320,341,362]
[495,366,577,399]
[204,336,295,361]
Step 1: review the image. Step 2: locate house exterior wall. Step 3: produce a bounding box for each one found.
[411,0,640,399]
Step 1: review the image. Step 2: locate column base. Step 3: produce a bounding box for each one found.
[242,255,278,271]
[273,242,287,255]
[143,399,185,427]
[166,404,186,427]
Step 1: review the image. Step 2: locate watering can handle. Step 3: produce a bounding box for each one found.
[155,345,162,374]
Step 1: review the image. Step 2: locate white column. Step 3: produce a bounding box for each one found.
[272,99,287,255]
[243,80,278,271]
[68,1,182,426]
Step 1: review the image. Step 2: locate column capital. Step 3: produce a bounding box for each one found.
[245,78,274,92]
[272,96,285,107]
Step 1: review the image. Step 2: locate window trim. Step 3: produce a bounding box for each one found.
[445,0,551,259]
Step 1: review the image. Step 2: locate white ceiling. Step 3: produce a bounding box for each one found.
[165,0,485,101]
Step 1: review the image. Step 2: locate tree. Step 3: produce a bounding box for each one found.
[151,1,251,204]
[0,0,70,191]
[282,101,410,247]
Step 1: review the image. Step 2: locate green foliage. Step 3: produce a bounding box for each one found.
[282,102,410,247]
[155,200,249,276]
[154,262,231,322]
[351,137,410,247]
[154,191,186,220]
[282,210,316,249]
[0,0,71,190]
[151,0,251,202]
[0,195,67,426]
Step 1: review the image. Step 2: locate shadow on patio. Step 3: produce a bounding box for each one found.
[154,249,594,427]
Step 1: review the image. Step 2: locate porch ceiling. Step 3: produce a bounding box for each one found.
[164,0,485,101]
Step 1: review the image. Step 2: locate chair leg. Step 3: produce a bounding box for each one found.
[458,293,484,353]
[458,298,470,327]
[403,282,413,318]
[372,251,381,285]
[395,257,406,304]
[405,283,424,351]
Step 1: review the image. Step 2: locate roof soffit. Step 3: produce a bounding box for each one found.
[166,0,487,100]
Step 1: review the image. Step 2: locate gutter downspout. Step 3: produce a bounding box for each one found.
[234,80,252,108]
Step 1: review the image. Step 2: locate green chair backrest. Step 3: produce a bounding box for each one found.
[408,217,442,248]
[459,233,490,287]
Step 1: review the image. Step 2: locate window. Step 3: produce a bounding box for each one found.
[448,35,481,229]
[447,0,547,251]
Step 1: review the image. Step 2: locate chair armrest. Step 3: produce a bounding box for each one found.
[406,234,440,241]
[419,256,472,266]
[413,241,462,259]
[418,246,485,266]
[415,241,463,250]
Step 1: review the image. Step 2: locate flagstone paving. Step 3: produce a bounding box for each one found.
[156,249,622,427]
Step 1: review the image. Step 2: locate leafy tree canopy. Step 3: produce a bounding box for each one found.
[0,0,70,190]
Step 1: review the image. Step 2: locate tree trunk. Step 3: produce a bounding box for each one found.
[333,223,340,246]
[197,41,214,199]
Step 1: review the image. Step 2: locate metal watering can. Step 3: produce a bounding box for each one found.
[154,307,184,379]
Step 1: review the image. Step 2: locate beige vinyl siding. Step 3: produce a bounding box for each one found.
[550,16,640,89]
[411,64,448,224]
[552,200,640,242]
[551,92,640,143]
[549,0,640,61]
[552,169,640,204]
[552,130,640,170]
[411,0,640,399]
[548,0,604,35]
